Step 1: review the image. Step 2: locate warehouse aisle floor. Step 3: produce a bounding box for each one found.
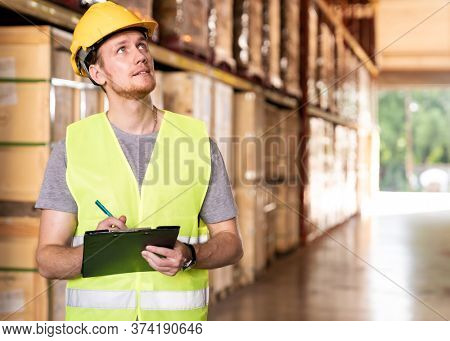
[209,191,450,321]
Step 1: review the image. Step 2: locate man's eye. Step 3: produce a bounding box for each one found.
[138,43,147,50]
[117,47,125,54]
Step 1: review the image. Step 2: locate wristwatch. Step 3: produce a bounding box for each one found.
[182,243,197,271]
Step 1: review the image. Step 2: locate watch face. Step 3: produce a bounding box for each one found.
[183,259,193,270]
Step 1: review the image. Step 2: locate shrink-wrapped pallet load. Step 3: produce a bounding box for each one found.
[233,0,264,79]
[262,0,282,88]
[280,0,301,96]
[153,0,210,59]
[208,0,236,70]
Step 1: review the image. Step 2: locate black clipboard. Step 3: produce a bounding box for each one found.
[81,226,180,278]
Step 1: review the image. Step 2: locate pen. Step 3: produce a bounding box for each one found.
[95,200,113,217]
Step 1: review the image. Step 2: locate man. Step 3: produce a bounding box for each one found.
[35,1,243,321]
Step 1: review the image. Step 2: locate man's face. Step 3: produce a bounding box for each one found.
[97,30,156,99]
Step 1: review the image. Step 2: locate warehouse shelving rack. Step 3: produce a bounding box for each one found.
[0,0,378,244]
[299,0,378,243]
[0,0,300,110]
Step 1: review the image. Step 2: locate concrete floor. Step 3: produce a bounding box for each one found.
[209,192,450,320]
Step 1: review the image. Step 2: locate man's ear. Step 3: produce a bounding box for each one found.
[88,64,107,86]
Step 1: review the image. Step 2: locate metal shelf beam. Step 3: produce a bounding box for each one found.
[314,0,379,77]
[307,105,358,130]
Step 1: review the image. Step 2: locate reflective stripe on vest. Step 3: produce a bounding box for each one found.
[66,288,208,311]
[71,234,209,247]
[66,289,136,309]
[140,288,208,311]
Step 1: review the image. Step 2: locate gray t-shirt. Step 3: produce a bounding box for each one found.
[35,121,237,224]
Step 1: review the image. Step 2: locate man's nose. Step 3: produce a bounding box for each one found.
[133,46,148,64]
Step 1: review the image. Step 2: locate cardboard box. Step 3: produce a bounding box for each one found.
[150,70,164,110]
[0,271,48,321]
[209,266,234,299]
[233,92,265,185]
[286,184,300,249]
[49,279,66,321]
[0,82,50,143]
[0,217,40,270]
[234,185,267,285]
[0,26,73,80]
[162,72,213,134]
[212,81,234,175]
[0,26,104,143]
[0,146,49,202]
[0,81,102,143]
[283,111,301,179]
[264,103,284,181]
[263,184,277,262]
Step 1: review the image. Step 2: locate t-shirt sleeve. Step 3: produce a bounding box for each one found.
[199,138,238,224]
[34,139,78,213]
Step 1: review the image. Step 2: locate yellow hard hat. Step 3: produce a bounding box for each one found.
[70,1,158,77]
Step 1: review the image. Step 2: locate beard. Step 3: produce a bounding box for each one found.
[106,71,156,100]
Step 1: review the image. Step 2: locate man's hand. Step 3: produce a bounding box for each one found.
[96,215,127,231]
[141,241,191,276]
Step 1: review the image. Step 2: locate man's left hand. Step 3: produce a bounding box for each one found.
[141,241,191,276]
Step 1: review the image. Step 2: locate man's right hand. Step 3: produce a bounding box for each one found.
[96,215,128,231]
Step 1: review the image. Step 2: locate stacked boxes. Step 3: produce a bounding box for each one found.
[233,92,265,186]
[264,103,283,181]
[265,106,301,253]
[233,92,267,284]
[0,217,48,321]
[273,183,300,253]
[338,47,359,120]
[0,25,106,320]
[209,80,235,298]
[262,184,278,262]
[162,71,237,297]
[233,185,268,285]
[161,72,213,133]
[0,26,104,204]
[306,118,358,240]
[317,22,336,112]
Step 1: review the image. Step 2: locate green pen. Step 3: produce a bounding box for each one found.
[95,200,113,217]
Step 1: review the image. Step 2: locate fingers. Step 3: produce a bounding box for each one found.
[141,251,176,276]
[96,216,128,231]
[141,247,184,276]
[144,250,176,267]
[145,245,176,258]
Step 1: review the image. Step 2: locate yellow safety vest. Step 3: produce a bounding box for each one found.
[65,110,211,321]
